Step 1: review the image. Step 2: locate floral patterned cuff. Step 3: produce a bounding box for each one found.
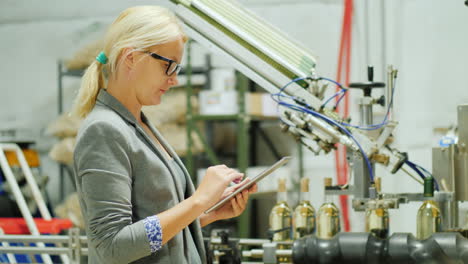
[143,215,163,253]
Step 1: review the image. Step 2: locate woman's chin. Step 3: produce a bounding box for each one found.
[141,97,161,106]
[151,96,162,106]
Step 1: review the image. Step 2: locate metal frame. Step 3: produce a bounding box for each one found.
[184,40,301,238]
[0,228,87,264]
[0,143,70,263]
[57,61,83,201]
[168,2,421,203]
[184,40,253,237]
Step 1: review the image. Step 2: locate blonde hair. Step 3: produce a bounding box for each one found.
[71,6,187,119]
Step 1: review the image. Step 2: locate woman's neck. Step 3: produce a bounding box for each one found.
[106,77,143,124]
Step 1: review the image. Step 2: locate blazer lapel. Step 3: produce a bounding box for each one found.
[142,115,206,262]
[96,89,206,262]
[96,89,184,202]
[143,117,207,263]
[141,114,185,202]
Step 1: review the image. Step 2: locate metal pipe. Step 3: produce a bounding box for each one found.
[10,144,51,220]
[0,229,17,264]
[401,165,424,185]
[0,246,69,255]
[207,238,292,246]
[360,104,373,127]
[292,232,468,264]
[2,144,70,263]
[364,0,370,66]
[0,145,53,264]
[0,246,88,256]
[0,235,70,243]
[386,65,394,119]
[380,0,387,80]
[354,97,375,199]
[435,192,458,231]
[242,249,292,258]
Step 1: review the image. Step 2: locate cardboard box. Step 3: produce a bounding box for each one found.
[198,91,279,117]
[199,90,238,115]
[246,92,279,117]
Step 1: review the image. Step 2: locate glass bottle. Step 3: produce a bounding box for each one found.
[417,200,442,239]
[269,178,292,242]
[293,177,315,239]
[365,200,389,238]
[417,176,442,239]
[317,178,340,239]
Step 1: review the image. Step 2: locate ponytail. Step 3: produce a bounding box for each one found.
[71,6,186,119]
[71,60,106,119]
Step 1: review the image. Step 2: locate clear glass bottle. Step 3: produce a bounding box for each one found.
[365,200,389,239]
[294,177,316,239]
[416,200,442,239]
[317,189,340,239]
[269,178,292,242]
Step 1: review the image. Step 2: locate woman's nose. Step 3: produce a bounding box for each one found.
[168,75,179,87]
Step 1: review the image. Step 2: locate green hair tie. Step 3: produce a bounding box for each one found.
[96,51,108,64]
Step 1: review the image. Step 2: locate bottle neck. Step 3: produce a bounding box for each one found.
[324,193,333,204]
[299,191,309,202]
[277,191,287,203]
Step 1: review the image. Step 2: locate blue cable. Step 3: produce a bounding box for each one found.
[406,160,440,191]
[272,76,376,182]
[319,77,345,89]
[335,90,347,108]
[305,75,397,131]
[338,75,397,130]
[319,77,348,109]
[272,76,310,102]
[322,89,346,108]
[405,160,426,180]
[271,77,310,126]
[277,100,375,182]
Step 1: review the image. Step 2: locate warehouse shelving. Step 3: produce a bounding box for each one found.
[56,61,83,201]
[56,58,208,200]
[184,40,295,238]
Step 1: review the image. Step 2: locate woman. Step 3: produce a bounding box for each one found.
[72,6,257,264]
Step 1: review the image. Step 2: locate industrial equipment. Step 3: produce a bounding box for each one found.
[1,0,466,263]
[165,0,468,263]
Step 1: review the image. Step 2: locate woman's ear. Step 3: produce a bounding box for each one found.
[121,47,137,71]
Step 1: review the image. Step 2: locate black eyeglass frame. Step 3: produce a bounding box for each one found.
[146,51,182,76]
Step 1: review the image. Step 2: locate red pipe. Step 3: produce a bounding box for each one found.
[334,0,353,232]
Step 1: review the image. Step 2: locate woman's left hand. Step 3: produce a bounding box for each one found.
[206,178,258,223]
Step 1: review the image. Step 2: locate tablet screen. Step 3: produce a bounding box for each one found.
[204,156,291,214]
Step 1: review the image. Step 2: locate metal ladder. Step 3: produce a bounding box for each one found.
[0,143,70,264]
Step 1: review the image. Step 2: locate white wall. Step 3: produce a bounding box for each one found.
[1,0,467,235]
[244,0,468,234]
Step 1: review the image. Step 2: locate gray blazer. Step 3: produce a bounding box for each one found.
[73,89,206,264]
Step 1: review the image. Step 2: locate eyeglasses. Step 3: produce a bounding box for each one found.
[146,51,182,76]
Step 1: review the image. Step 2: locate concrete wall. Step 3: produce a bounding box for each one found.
[1,0,467,235]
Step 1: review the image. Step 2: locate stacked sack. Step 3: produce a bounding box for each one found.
[143,88,204,156]
[46,113,81,166]
[47,89,203,165]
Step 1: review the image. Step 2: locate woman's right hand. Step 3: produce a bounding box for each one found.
[193,165,244,209]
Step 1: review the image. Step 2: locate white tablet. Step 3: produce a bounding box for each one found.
[204,156,291,214]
